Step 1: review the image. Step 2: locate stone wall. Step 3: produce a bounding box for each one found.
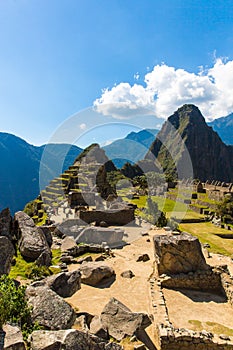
[68,192,96,207]
[158,325,233,350]
[79,208,135,226]
[159,268,223,293]
[219,268,233,306]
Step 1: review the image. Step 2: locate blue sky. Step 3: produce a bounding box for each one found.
[1,0,233,146]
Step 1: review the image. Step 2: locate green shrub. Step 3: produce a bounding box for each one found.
[25,264,51,281]
[0,275,42,341]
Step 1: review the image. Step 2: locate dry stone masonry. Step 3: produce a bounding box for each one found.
[152,231,233,349]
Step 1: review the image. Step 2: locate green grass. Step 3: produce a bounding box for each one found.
[188,320,233,336]
[9,249,62,280]
[127,195,203,220]
[9,251,34,280]
[179,222,233,256]
[51,249,62,265]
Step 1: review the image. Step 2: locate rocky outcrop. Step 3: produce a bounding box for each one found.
[29,329,123,350]
[43,270,81,297]
[79,262,115,286]
[3,324,26,350]
[146,104,233,182]
[154,232,209,276]
[14,211,51,263]
[26,286,76,330]
[0,236,15,276]
[100,298,152,341]
[0,208,13,241]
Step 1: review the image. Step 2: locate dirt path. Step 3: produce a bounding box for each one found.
[66,225,165,344]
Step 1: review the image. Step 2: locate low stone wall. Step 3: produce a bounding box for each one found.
[158,325,233,349]
[79,209,135,225]
[220,269,233,306]
[159,268,223,293]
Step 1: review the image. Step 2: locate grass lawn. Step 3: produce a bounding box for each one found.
[128,195,204,220]
[179,222,233,256]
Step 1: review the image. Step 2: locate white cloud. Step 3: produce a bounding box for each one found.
[94,58,233,120]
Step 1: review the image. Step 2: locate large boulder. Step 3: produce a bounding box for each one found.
[3,324,26,350]
[153,231,209,275]
[29,329,123,350]
[0,208,13,240]
[76,227,124,246]
[79,262,115,286]
[14,211,51,262]
[44,270,81,297]
[100,298,152,341]
[0,236,15,276]
[26,286,76,330]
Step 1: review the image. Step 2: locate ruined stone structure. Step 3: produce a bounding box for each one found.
[152,231,233,349]
[79,208,135,226]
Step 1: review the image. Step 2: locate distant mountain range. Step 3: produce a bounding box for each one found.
[208,113,233,145]
[145,105,233,182]
[1,108,233,213]
[103,128,159,168]
[0,133,82,213]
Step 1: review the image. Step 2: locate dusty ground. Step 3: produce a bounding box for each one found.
[65,223,233,346]
[66,223,164,344]
[163,288,233,331]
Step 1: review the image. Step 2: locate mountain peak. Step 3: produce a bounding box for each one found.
[146,104,233,182]
[168,104,205,130]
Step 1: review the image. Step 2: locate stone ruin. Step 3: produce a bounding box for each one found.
[152,231,233,349]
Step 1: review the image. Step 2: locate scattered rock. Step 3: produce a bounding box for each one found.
[141,231,149,236]
[100,298,152,341]
[79,262,115,286]
[14,211,51,262]
[36,250,52,267]
[0,236,15,276]
[95,255,106,262]
[44,270,81,297]
[26,286,76,330]
[77,255,93,264]
[76,312,94,329]
[4,324,26,350]
[219,334,231,341]
[75,315,89,331]
[39,226,53,247]
[90,316,109,340]
[121,270,135,279]
[61,236,77,254]
[60,255,77,264]
[136,254,150,262]
[29,329,122,350]
[203,243,210,248]
[154,231,209,275]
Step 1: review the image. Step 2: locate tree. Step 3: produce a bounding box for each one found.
[216,195,233,223]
